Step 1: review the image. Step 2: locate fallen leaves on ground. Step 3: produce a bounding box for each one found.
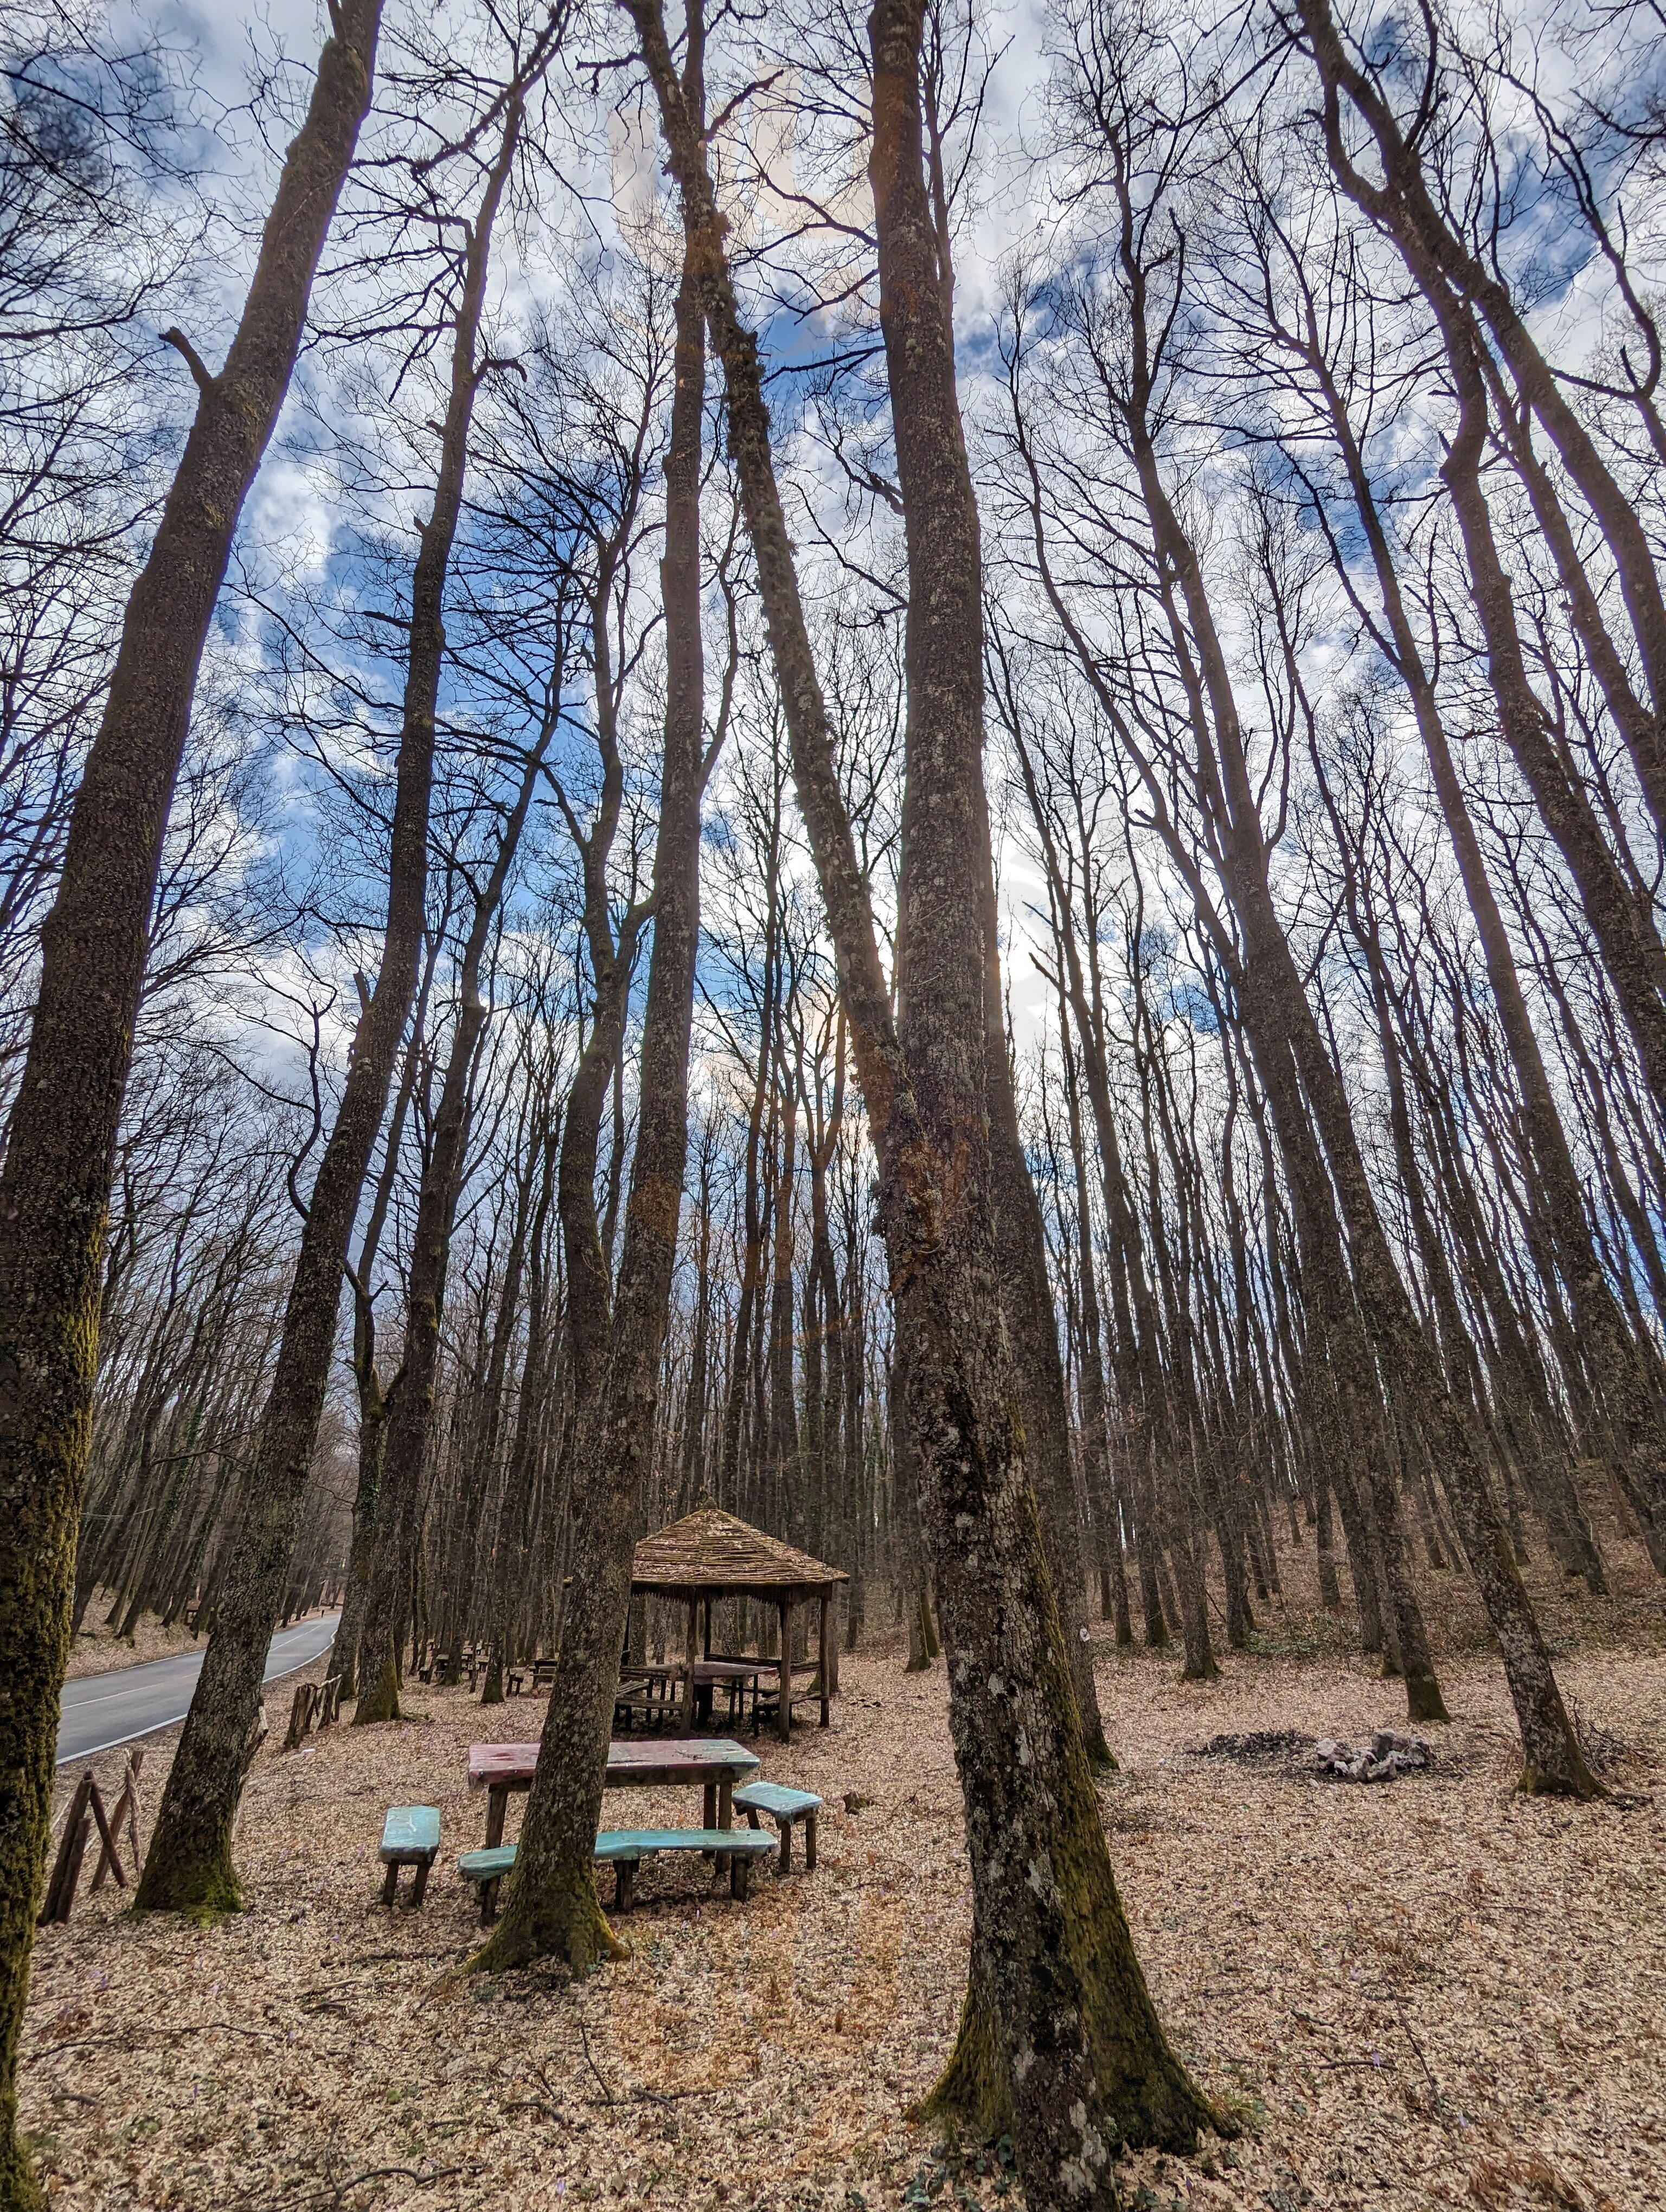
[26,1536,1665,2212]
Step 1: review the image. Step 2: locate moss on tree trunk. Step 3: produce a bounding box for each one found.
[353,1649,402,1727]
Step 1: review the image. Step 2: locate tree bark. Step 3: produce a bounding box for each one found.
[331,943,439,1697]
[626,2,1218,2194]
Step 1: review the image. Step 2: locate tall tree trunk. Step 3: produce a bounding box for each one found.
[1297,0,1666,824]
[869,0,1210,2171]
[719,859,779,1500]
[0,7,382,2186]
[132,80,518,1915]
[627,4,1218,2197]
[355,722,548,1721]
[766,1076,800,1535]
[331,942,440,1697]
[472,185,711,1975]
[1060,1010,1131,1646]
[483,1118,561,1703]
[981,869,1114,1761]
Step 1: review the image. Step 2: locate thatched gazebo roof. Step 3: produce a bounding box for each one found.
[631,1508,848,1602]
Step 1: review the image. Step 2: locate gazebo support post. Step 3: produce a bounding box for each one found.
[818,1593,831,1726]
[682,1597,697,1731]
[777,1594,792,1741]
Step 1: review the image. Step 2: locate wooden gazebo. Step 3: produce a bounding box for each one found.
[630,1508,848,1741]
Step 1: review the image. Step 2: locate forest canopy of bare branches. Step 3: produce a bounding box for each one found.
[3,0,1665,2202]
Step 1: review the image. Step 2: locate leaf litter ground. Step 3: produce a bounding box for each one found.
[25,1534,1665,2212]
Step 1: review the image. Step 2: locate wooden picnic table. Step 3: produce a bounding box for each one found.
[691,1660,767,1728]
[468,1737,761,1850]
[623,1658,763,1727]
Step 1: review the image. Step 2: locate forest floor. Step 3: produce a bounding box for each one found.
[25,1533,1666,2212]
[66,1594,208,1680]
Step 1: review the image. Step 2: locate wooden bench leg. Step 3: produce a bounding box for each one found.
[778,1818,793,1876]
[614,1861,637,1912]
[731,1855,750,1902]
[480,1877,500,1926]
[381,1862,399,1907]
[412,1857,432,1907]
[804,1812,817,1873]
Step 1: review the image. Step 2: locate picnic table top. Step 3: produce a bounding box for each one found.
[628,1659,767,1685]
[468,1737,761,1790]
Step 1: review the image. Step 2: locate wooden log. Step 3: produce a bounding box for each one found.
[39,1774,93,1926]
[60,1815,92,1918]
[283,1681,318,1752]
[123,1747,144,1865]
[81,1776,122,1892]
[92,1751,144,1894]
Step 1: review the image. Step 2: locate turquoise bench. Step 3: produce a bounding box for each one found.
[457,1827,777,1923]
[379,1805,440,1906]
[733,1782,822,1873]
[456,1844,518,1923]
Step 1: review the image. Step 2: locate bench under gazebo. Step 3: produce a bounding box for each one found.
[630,1508,848,1741]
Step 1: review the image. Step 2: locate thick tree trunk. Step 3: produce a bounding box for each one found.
[626,4,1217,2196]
[132,80,517,1917]
[869,0,1208,2115]
[0,8,382,2189]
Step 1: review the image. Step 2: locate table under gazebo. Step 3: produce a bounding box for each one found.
[629,1508,848,1741]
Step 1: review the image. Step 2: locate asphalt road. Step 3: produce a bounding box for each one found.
[56,1613,341,1767]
